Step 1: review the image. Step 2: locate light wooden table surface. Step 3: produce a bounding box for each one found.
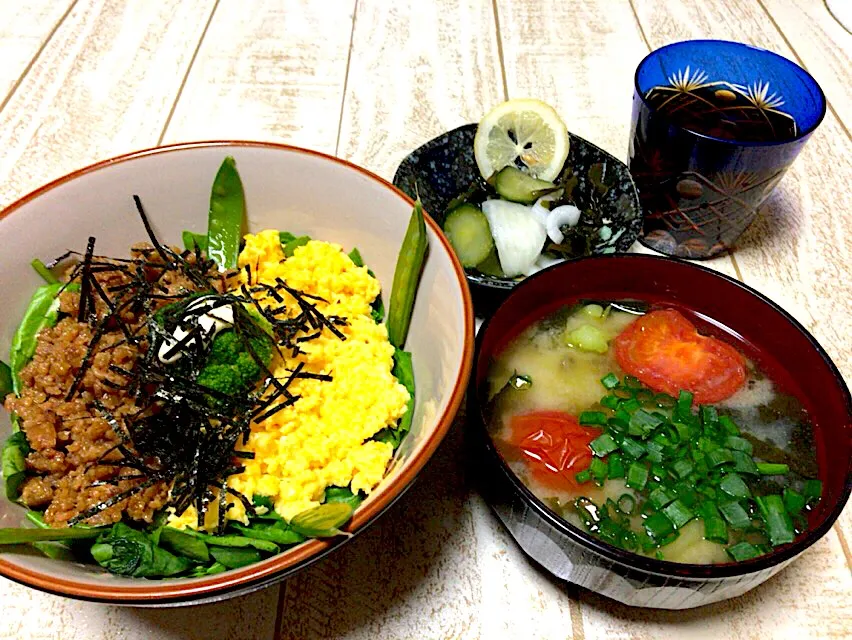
[0,1,849,638]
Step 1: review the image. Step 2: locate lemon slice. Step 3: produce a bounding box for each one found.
[474,98,570,182]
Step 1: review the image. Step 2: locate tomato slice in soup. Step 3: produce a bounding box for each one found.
[507,411,599,491]
[613,309,746,404]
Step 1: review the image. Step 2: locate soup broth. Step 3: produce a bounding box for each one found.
[486,302,821,564]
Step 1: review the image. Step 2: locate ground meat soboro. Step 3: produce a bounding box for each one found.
[4,245,226,526]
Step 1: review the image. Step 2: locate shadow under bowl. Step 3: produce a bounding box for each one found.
[393,124,643,317]
[468,254,851,609]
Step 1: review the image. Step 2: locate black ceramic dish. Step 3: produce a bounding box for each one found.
[393,124,643,316]
[468,255,852,609]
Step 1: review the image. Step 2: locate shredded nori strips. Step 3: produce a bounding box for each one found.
[57,197,344,531]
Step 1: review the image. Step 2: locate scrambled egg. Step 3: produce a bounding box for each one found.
[169,230,410,528]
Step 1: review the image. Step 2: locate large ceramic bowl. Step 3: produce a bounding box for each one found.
[393,124,642,316]
[0,141,474,605]
[469,255,851,609]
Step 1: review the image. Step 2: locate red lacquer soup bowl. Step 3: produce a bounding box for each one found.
[468,254,851,609]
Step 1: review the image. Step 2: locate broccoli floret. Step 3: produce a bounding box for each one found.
[196,329,273,396]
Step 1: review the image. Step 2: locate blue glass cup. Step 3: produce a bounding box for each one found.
[628,40,826,258]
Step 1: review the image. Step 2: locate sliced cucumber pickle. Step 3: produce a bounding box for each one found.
[492,166,558,204]
[442,204,495,268]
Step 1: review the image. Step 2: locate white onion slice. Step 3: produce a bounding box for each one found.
[481,199,546,277]
[545,204,582,244]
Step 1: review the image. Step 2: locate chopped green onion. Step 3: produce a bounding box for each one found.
[589,458,608,484]
[757,462,789,476]
[803,479,823,504]
[731,450,759,476]
[672,482,698,508]
[672,458,694,479]
[619,437,646,460]
[707,448,734,467]
[617,494,635,515]
[644,512,675,540]
[600,373,619,389]
[623,375,642,389]
[607,453,625,479]
[654,393,676,409]
[574,469,592,484]
[719,473,751,500]
[719,415,740,436]
[626,461,649,491]
[613,387,634,400]
[579,411,608,426]
[676,390,694,416]
[783,488,806,516]
[698,503,728,544]
[756,494,794,546]
[601,395,620,410]
[620,398,642,413]
[628,409,664,437]
[700,405,719,427]
[726,541,761,562]
[662,499,694,529]
[648,487,675,510]
[645,441,665,464]
[719,501,752,530]
[724,436,753,455]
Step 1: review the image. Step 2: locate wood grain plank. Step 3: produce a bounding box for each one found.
[760,0,852,131]
[161,0,355,154]
[0,0,216,210]
[335,0,505,180]
[496,0,647,159]
[582,531,852,639]
[0,0,75,102]
[0,578,280,640]
[496,0,738,280]
[630,0,852,584]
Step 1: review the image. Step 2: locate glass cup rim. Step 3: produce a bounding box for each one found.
[633,39,827,147]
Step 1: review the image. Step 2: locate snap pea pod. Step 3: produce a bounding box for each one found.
[290,502,353,538]
[387,200,428,349]
[207,156,245,270]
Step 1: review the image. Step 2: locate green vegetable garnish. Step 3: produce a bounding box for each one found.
[159,527,210,563]
[30,258,58,284]
[2,431,30,500]
[0,361,13,399]
[290,502,353,538]
[387,200,428,349]
[566,374,823,562]
[9,282,74,395]
[90,523,190,578]
[373,348,415,448]
[207,156,245,270]
[182,230,208,253]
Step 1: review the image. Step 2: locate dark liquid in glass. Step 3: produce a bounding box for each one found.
[643,84,797,142]
[629,83,800,258]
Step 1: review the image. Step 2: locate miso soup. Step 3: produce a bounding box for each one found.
[486,302,822,564]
